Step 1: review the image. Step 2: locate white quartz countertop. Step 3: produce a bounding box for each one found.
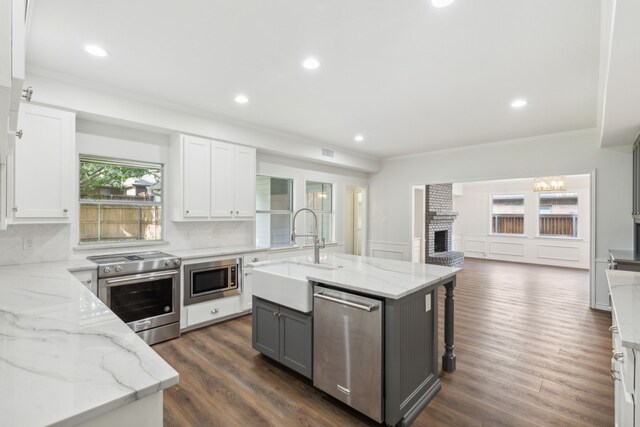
[0,262,179,427]
[251,253,460,299]
[607,269,640,350]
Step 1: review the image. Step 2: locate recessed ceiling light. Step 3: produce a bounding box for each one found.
[431,0,455,8]
[83,44,109,57]
[354,134,364,142]
[234,94,249,104]
[511,99,528,108]
[302,57,320,70]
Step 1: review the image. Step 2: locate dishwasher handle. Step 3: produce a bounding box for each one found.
[313,291,379,312]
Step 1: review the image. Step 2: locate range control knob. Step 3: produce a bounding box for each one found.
[115,265,123,273]
[103,267,112,274]
[165,260,172,266]
[173,259,181,266]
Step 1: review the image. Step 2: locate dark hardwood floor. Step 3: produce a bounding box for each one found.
[154,258,614,426]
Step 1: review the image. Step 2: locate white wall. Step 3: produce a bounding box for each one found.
[368,129,632,310]
[24,72,379,173]
[452,175,590,269]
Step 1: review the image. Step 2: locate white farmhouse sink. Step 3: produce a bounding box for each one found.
[252,262,335,313]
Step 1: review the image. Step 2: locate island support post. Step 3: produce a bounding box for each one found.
[442,278,456,372]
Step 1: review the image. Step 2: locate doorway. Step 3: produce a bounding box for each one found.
[344,186,366,256]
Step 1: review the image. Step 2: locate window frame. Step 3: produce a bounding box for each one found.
[304,179,335,244]
[536,192,580,239]
[255,175,295,249]
[489,193,526,236]
[77,155,165,247]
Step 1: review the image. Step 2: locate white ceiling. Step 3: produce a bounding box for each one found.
[26,0,602,158]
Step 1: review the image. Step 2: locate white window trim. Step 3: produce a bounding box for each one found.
[256,175,295,249]
[536,192,580,239]
[303,179,336,244]
[76,155,166,247]
[489,193,526,236]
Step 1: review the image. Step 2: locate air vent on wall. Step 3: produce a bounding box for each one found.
[321,148,335,158]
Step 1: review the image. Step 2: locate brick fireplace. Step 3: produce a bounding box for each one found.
[425,184,464,267]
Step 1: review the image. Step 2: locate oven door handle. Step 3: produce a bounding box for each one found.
[105,270,179,286]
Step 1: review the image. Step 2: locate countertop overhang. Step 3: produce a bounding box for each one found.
[251,253,461,299]
[0,261,178,427]
[606,269,640,350]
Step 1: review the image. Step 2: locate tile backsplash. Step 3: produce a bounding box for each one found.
[0,221,254,266]
[0,224,72,266]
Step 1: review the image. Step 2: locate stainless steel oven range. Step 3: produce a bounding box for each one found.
[88,251,181,345]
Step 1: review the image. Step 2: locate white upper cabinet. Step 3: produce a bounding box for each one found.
[1,0,27,161]
[182,136,211,218]
[211,141,255,219]
[171,134,255,221]
[8,103,75,222]
[210,141,235,218]
[234,145,256,218]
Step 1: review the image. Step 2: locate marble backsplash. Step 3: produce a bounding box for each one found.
[0,221,254,266]
[0,224,72,266]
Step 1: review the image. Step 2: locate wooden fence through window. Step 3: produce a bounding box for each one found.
[539,215,577,237]
[80,204,162,242]
[492,215,524,234]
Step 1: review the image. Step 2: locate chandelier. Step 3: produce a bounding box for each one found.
[533,176,566,192]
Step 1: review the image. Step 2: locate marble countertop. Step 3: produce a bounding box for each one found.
[606,269,640,350]
[251,252,460,299]
[0,262,179,427]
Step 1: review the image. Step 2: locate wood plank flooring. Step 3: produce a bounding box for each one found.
[154,258,614,426]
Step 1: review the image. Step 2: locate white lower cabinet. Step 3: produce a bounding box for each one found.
[70,268,98,296]
[242,251,267,311]
[611,308,638,427]
[185,295,242,328]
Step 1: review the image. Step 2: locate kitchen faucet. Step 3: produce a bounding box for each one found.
[291,208,325,264]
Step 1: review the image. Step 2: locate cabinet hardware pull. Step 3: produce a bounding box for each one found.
[186,210,190,214]
[8,130,22,139]
[613,352,624,361]
[86,279,92,284]
[230,210,233,214]
[236,211,239,214]
[63,208,68,213]
[609,325,618,333]
[211,308,219,314]
[273,311,279,318]
[251,257,259,262]
[22,87,33,102]
[12,207,17,212]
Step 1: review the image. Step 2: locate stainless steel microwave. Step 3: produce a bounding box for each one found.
[183,258,241,306]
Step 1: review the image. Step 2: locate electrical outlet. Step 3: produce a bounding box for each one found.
[23,238,33,251]
[425,294,431,312]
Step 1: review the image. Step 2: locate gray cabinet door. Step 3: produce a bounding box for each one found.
[252,297,280,360]
[279,306,313,379]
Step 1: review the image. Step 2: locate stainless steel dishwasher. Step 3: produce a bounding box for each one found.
[313,286,383,423]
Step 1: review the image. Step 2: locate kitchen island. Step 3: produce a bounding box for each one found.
[0,261,178,427]
[251,253,460,426]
